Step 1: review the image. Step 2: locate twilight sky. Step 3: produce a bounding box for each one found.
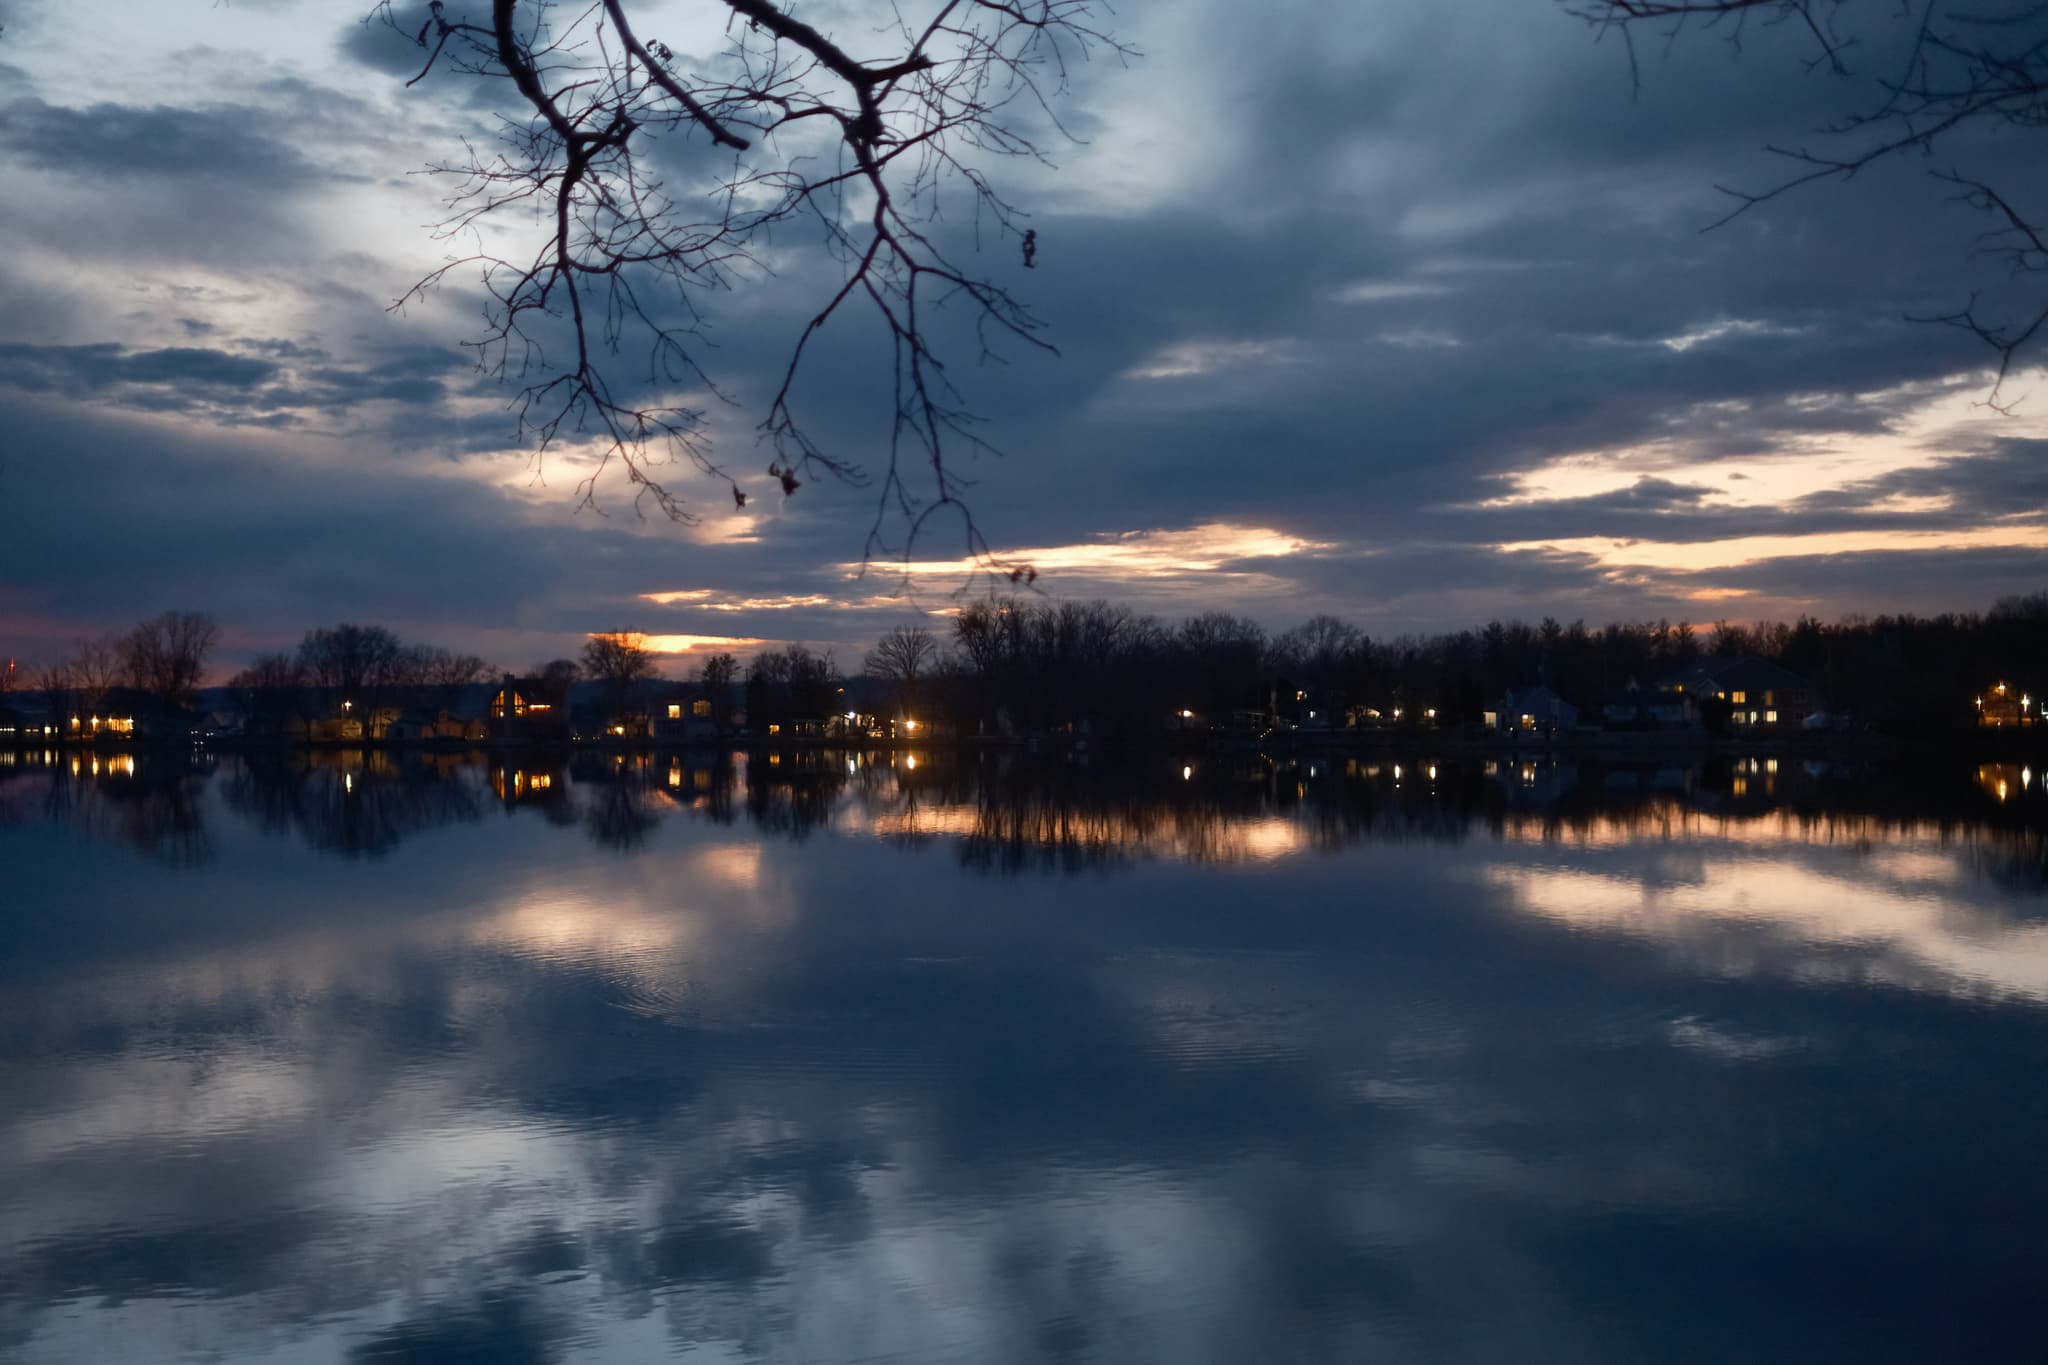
[1,0,2043,674]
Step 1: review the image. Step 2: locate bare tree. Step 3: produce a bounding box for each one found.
[35,659,75,727]
[1568,1,2048,398]
[532,657,583,705]
[364,0,1128,566]
[582,630,660,708]
[696,650,740,724]
[408,645,494,687]
[865,624,937,685]
[227,652,309,723]
[298,623,407,699]
[68,635,127,720]
[120,611,220,710]
[865,623,937,717]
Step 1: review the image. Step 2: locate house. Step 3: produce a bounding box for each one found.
[1486,686,1579,735]
[1,704,61,743]
[1975,681,2036,728]
[651,683,720,742]
[1601,675,1696,730]
[1657,657,1818,730]
[383,709,439,743]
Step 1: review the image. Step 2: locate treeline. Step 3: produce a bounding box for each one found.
[9,595,2046,738]
[13,611,221,716]
[857,595,2048,735]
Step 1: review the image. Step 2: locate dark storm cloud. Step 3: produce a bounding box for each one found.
[1652,544,2048,606]
[1,0,2041,651]
[0,341,478,428]
[0,342,277,392]
[0,95,322,183]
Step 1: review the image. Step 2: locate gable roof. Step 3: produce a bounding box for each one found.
[1658,656,1811,694]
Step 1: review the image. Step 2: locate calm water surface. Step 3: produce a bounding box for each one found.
[3,749,2045,1362]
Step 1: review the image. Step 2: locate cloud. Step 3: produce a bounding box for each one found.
[1,0,2045,666]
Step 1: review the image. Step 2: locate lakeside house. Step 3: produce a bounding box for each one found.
[1976,681,2036,728]
[1486,686,1579,735]
[1657,657,1818,731]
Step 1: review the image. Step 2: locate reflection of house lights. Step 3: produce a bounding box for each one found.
[344,772,354,793]
[1182,765,1193,781]
[1392,708,1403,720]
[905,755,919,771]
[1428,765,1438,781]
[2024,767,2034,790]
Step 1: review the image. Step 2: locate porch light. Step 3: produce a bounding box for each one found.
[1182,765,1193,781]
[903,719,918,731]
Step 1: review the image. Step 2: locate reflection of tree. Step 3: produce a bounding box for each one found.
[583,779,663,852]
[742,752,848,841]
[219,752,488,859]
[0,753,214,867]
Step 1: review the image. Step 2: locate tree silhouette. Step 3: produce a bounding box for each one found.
[364,0,1128,566]
[1568,0,2048,398]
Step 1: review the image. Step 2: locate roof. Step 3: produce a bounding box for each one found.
[1502,686,1570,709]
[1658,656,1811,694]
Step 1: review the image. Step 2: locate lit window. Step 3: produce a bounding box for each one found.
[693,700,712,717]
[768,723,781,735]
[1763,691,1774,706]
[1765,710,1778,724]
[1730,691,1747,704]
[668,703,682,719]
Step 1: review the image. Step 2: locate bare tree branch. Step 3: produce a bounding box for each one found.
[365,0,1132,583]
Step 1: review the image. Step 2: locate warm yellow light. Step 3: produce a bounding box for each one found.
[904,719,919,731]
[905,755,919,771]
[344,772,354,793]
[1179,709,1195,719]
[531,774,552,790]
[1182,765,1193,781]
[1393,764,1403,782]
[1392,708,1403,719]
[1425,708,1436,720]
[1428,765,1438,781]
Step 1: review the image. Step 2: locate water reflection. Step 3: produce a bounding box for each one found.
[1,750,2044,1362]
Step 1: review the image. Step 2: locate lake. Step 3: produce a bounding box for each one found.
[2,748,2044,1363]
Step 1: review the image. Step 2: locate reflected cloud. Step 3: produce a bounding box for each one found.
[1486,848,2048,1002]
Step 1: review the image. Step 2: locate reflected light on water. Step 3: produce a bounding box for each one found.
[1487,853,2048,1001]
